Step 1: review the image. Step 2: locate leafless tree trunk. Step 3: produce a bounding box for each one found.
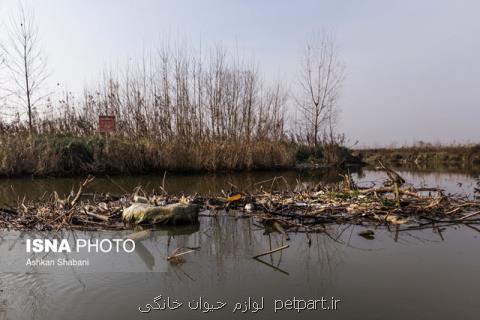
[1,3,49,132]
[0,49,7,107]
[297,34,344,147]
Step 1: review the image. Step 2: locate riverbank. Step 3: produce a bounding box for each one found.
[358,144,480,169]
[0,133,361,177]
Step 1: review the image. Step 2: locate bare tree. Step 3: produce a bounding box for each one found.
[0,45,7,101]
[297,34,344,147]
[1,3,48,132]
[0,30,9,110]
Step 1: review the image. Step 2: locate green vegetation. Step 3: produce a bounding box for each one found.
[295,144,362,167]
[359,144,480,168]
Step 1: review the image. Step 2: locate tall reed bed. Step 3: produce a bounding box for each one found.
[0,46,304,176]
[0,132,297,176]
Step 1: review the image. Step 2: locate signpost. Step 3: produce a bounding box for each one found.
[98,115,116,133]
[98,115,116,155]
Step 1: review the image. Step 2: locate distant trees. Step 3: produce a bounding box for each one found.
[0,3,49,132]
[0,44,6,105]
[297,34,344,147]
[0,29,8,113]
[44,45,287,143]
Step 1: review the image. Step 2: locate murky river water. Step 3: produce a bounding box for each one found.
[0,168,479,320]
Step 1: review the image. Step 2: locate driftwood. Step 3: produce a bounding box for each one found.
[70,175,95,207]
[167,250,195,261]
[84,210,109,222]
[2,169,480,233]
[459,210,480,221]
[167,247,199,264]
[252,244,289,259]
[359,187,443,198]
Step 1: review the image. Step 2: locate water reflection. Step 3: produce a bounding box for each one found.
[0,168,479,319]
[0,168,363,203]
[0,213,478,319]
[0,166,478,204]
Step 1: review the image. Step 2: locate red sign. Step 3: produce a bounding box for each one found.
[98,115,116,133]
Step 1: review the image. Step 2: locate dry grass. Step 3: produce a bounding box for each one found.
[0,46,352,176]
[0,133,296,177]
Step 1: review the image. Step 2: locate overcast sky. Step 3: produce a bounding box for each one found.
[0,0,478,146]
